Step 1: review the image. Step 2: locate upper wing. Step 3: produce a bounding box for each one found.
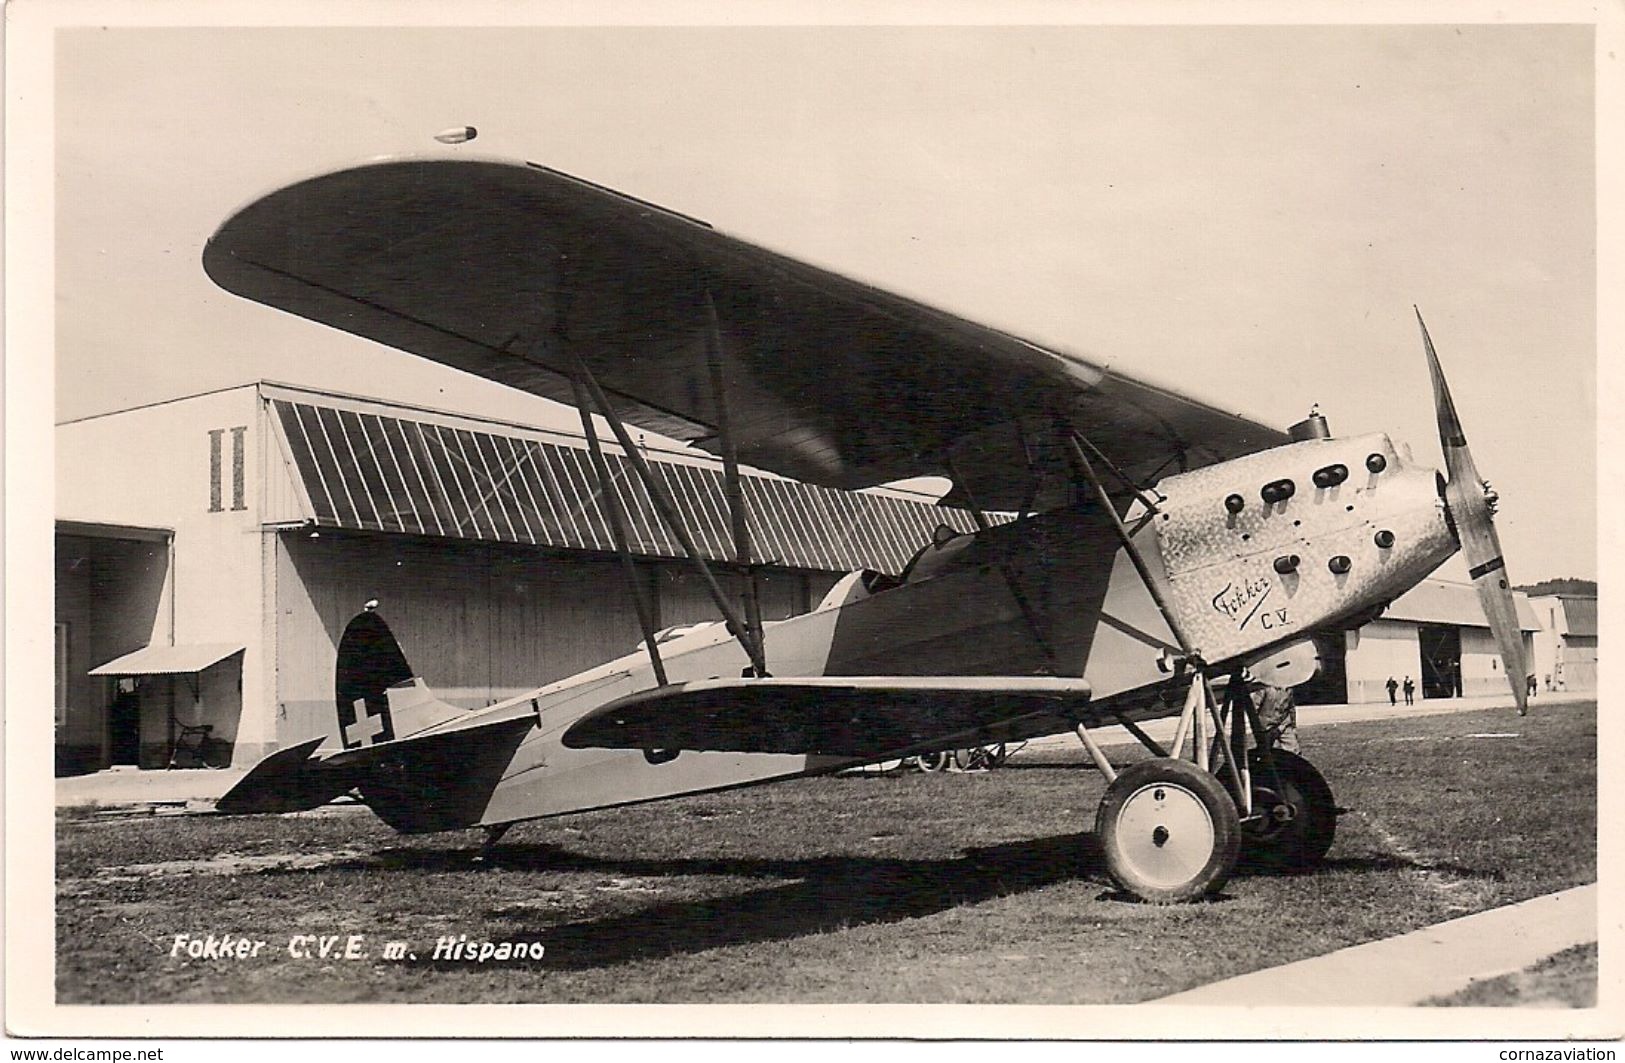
[559,675,1094,759]
[205,157,1285,510]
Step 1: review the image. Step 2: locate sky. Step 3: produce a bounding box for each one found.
[44,17,1598,582]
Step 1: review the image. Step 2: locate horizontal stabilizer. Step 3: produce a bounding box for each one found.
[337,714,536,833]
[216,712,536,831]
[561,675,1092,759]
[215,736,353,814]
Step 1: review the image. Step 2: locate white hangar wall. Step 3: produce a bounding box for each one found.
[56,385,279,768]
[1460,626,1523,697]
[1343,620,1421,704]
[1528,594,1598,693]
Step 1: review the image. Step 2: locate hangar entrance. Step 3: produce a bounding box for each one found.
[1419,624,1462,699]
[90,649,245,769]
[109,682,141,766]
[55,525,173,775]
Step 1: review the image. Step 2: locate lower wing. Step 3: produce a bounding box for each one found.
[560,676,1094,760]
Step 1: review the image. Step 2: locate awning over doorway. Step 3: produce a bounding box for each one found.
[89,644,242,676]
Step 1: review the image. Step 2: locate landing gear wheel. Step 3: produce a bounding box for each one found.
[1240,750,1337,871]
[916,751,950,773]
[954,744,1002,771]
[1097,758,1241,903]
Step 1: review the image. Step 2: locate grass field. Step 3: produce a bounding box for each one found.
[56,700,1596,1005]
[1424,943,1598,1008]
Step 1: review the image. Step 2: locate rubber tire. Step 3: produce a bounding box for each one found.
[1241,749,1337,871]
[1097,758,1241,904]
[954,745,997,771]
[916,751,950,773]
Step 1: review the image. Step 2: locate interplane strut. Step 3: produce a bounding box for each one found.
[569,370,669,687]
[569,353,770,680]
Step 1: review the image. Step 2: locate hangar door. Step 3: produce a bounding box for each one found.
[55,527,172,774]
[1418,624,1462,699]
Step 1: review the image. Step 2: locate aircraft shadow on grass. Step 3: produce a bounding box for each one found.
[248,833,1511,972]
[271,832,1106,970]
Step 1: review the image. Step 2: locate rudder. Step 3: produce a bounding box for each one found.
[335,609,415,747]
[333,607,469,747]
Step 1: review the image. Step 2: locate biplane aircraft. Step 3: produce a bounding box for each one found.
[207,156,1527,903]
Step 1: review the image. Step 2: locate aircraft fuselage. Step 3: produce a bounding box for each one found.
[472,430,1455,827]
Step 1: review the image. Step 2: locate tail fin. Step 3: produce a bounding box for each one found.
[219,607,525,831]
[335,609,463,747]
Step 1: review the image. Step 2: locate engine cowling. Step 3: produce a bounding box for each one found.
[1149,432,1456,665]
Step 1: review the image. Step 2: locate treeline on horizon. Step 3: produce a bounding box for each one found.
[1515,578,1598,597]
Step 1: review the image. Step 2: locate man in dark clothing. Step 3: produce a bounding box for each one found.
[1386,676,1398,706]
[1403,676,1415,705]
[1251,681,1300,753]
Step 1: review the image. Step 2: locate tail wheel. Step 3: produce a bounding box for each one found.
[1097,758,1241,904]
[1241,750,1337,871]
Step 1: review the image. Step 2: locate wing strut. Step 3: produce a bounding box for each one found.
[569,371,669,687]
[1059,425,1197,661]
[702,292,768,676]
[569,354,771,679]
[944,455,1059,672]
[1071,432,1165,517]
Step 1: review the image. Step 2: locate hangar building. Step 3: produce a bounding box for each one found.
[54,382,1545,774]
[55,382,977,773]
[1327,578,1540,705]
[1528,593,1599,693]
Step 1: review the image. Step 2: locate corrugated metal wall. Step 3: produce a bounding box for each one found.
[274,530,843,745]
[265,395,978,574]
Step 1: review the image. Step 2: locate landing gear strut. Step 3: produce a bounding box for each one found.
[1082,669,1336,902]
[1235,749,1337,871]
[475,822,513,862]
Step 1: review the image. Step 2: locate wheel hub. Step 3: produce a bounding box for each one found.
[1244,786,1301,840]
[1114,782,1217,890]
